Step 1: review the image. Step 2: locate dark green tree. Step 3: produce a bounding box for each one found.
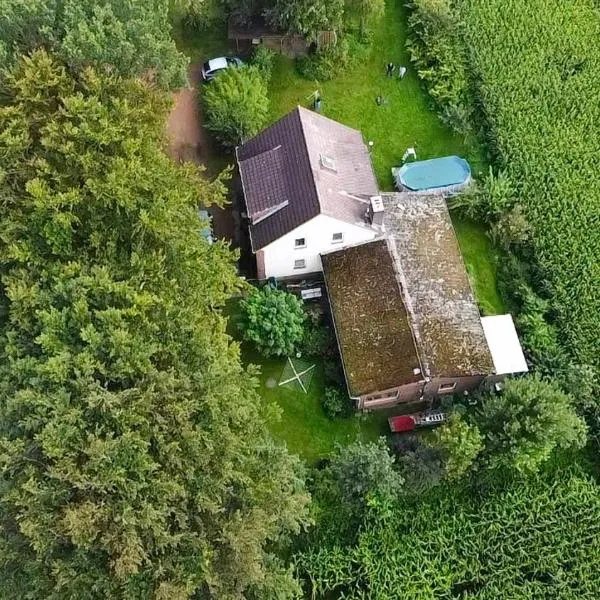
[0,51,309,599]
[476,376,587,475]
[240,286,306,357]
[311,439,404,542]
[0,0,188,88]
[203,65,269,148]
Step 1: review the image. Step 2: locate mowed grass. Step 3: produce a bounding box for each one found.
[454,218,506,315]
[253,356,389,463]
[226,300,388,463]
[267,0,485,190]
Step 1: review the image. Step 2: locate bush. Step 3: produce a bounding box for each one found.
[429,413,483,481]
[448,167,516,222]
[321,386,350,419]
[323,357,345,388]
[240,285,306,357]
[298,35,370,82]
[250,45,275,82]
[203,65,268,147]
[391,434,445,494]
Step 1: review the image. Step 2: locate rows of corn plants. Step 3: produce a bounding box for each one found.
[452,0,600,367]
[298,469,600,598]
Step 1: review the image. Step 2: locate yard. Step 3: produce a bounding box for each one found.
[172,0,506,460]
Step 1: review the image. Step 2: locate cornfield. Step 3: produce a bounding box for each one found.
[298,470,600,598]
[453,0,600,366]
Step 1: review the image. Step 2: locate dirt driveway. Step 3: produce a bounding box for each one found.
[165,64,239,248]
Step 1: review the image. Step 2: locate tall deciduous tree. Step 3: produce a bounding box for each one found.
[240,285,306,357]
[429,412,483,481]
[476,376,587,474]
[203,65,269,148]
[0,0,188,88]
[0,51,309,599]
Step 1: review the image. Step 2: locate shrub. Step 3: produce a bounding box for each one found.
[240,285,306,357]
[392,434,445,494]
[321,386,349,419]
[202,65,268,147]
[323,357,345,388]
[298,37,349,80]
[250,45,275,82]
[448,167,516,222]
[429,413,483,481]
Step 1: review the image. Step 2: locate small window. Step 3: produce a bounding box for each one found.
[439,382,457,393]
[294,237,306,248]
[332,232,344,243]
[320,154,337,172]
[294,259,306,270]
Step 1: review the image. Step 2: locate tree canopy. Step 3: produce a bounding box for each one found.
[0,51,309,599]
[203,65,269,148]
[475,376,587,475]
[0,0,188,88]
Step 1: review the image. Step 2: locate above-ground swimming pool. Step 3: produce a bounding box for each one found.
[393,155,471,193]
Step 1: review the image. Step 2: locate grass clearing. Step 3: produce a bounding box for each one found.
[453,218,506,315]
[227,300,388,463]
[267,1,485,190]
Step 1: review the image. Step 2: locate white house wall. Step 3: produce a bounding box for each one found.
[261,214,376,279]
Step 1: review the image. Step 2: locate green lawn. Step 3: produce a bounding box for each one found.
[454,219,506,315]
[253,356,389,463]
[267,1,485,190]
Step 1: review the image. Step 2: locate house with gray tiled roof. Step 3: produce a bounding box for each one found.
[322,193,528,410]
[236,106,382,279]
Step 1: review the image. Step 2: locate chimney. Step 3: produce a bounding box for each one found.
[368,196,384,227]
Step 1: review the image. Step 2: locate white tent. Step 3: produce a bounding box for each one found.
[481,314,528,376]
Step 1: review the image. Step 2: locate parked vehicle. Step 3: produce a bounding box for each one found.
[201,57,243,82]
[388,412,447,433]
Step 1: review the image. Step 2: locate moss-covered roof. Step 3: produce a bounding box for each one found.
[322,239,423,397]
[381,193,494,377]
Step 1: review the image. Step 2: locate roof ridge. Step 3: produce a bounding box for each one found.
[385,236,429,379]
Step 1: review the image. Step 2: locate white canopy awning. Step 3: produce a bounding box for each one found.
[481,314,528,375]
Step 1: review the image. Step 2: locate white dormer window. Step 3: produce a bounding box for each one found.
[332,232,343,244]
[320,154,337,172]
[295,237,306,248]
[294,259,306,270]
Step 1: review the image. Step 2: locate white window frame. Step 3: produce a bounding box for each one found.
[332,232,344,244]
[438,382,457,393]
[294,259,306,270]
[294,237,306,249]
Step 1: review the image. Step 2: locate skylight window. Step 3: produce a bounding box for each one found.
[320,154,337,172]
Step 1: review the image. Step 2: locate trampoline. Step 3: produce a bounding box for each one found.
[393,156,471,193]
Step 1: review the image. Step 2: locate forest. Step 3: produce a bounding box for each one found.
[0,0,599,598]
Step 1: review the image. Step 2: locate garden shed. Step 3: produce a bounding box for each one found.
[228,17,308,56]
